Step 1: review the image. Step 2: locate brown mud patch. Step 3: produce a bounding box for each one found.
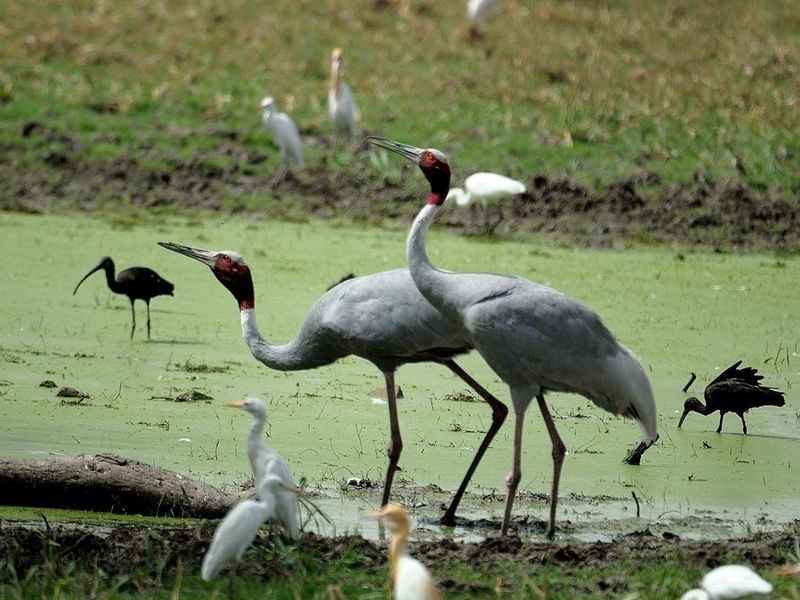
[2,121,799,250]
[1,518,797,585]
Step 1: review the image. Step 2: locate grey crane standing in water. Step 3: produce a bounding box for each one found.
[368,136,658,538]
[678,360,785,435]
[73,257,174,340]
[158,242,508,525]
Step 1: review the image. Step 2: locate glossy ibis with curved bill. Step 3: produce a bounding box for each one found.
[678,360,785,435]
[73,257,174,340]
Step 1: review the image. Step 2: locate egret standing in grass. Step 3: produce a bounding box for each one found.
[368,136,658,538]
[447,172,526,234]
[328,48,358,141]
[260,96,304,184]
[228,396,300,539]
[201,475,299,582]
[467,0,498,38]
[73,256,174,340]
[371,504,441,600]
[679,565,773,600]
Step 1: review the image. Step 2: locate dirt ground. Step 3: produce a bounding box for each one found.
[2,121,798,251]
[1,517,797,585]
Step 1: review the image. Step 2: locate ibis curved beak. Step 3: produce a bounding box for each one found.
[367,136,423,164]
[158,242,216,268]
[73,262,104,296]
[677,409,689,429]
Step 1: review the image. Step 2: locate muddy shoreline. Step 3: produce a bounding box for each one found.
[2,121,798,251]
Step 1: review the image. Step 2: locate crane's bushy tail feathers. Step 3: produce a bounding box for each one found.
[604,347,658,446]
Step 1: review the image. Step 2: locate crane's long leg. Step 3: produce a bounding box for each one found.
[381,370,402,507]
[536,394,566,540]
[439,359,508,526]
[738,413,748,435]
[716,412,725,433]
[501,405,526,536]
[145,300,151,340]
[129,299,136,340]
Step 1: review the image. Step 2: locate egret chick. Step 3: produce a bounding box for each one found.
[446,172,526,234]
[328,48,359,141]
[228,397,300,540]
[680,565,772,600]
[371,504,441,600]
[259,96,304,184]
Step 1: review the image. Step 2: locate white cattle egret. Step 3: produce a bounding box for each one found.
[371,504,441,600]
[159,241,509,527]
[259,96,304,183]
[467,0,498,37]
[368,136,658,538]
[227,397,300,539]
[447,172,526,234]
[680,565,773,600]
[328,48,359,140]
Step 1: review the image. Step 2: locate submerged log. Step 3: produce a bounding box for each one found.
[0,454,236,518]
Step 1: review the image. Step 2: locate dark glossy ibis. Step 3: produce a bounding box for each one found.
[678,360,785,435]
[73,257,174,340]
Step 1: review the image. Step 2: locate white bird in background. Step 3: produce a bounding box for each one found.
[467,0,498,37]
[328,48,359,141]
[447,172,526,234]
[201,475,293,581]
[259,96,304,184]
[371,504,442,600]
[679,565,773,600]
[368,136,658,538]
[228,397,300,540]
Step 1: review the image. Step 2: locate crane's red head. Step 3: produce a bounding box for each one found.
[158,242,255,310]
[367,136,451,204]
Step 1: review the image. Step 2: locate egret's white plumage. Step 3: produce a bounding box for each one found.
[229,397,300,540]
[680,565,773,600]
[372,504,441,600]
[201,476,284,581]
[467,0,497,22]
[260,96,304,174]
[328,48,358,139]
[447,172,526,207]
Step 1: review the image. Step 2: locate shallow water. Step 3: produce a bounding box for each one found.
[1,212,798,538]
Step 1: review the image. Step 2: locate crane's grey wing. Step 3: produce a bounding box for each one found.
[463,280,620,390]
[312,269,468,361]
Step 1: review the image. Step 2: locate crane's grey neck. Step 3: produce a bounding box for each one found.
[240,309,307,371]
[406,203,462,322]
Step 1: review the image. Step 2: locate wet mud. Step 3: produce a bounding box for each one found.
[3,121,799,250]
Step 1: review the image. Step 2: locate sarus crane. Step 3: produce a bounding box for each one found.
[367,135,658,538]
[73,256,174,340]
[158,241,508,526]
[678,360,785,435]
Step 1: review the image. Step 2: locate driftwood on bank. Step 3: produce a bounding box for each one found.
[0,454,237,518]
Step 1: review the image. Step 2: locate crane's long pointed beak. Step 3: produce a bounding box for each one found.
[158,242,216,268]
[73,264,104,296]
[367,136,423,163]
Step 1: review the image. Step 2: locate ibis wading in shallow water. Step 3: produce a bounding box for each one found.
[73,256,174,340]
[678,360,785,435]
[158,242,508,526]
[368,136,658,538]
